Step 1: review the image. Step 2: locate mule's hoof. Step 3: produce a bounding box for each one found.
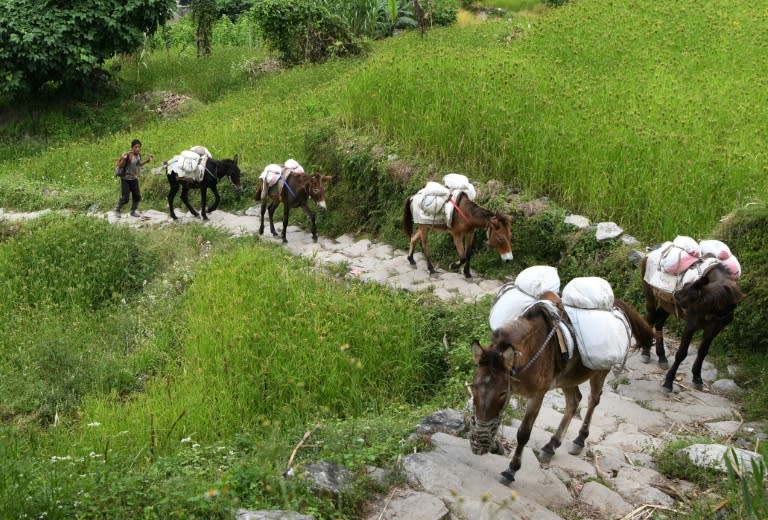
[659,361,669,370]
[407,257,416,266]
[568,443,584,456]
[538,450,554,464]
[282,239,288,244]
[640,354,650,364]
[312,237,318,243]
[661,384,674,393]
[500,470,516,482]
[692,381,704,391]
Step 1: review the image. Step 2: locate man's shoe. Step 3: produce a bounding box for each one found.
[130,211,140,218]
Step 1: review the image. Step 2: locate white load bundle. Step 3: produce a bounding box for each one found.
[260,163,283,185]
[167,149,207,181]
[284,158,305,174]
[660,236,701,274]
[562,276,614,310]
[699,239,732,260]
[189,145,212,159]
[562,277,631,370]
[417,181,451,217]
[488,266,560,330]
[443,173,476,200]
[699,239,742,279]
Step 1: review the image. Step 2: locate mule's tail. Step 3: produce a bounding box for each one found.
[403,197,414,237]
[615,299,654,351]
[255,179,263,201]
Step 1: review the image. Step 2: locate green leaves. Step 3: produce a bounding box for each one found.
[0,0,175,98]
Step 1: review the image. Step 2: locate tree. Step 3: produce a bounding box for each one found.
[191,0,218,57]
[0,0,175,99]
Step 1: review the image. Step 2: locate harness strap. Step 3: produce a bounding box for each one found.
[510,320,558,377]
[280,176,297,199]
[448,195,471,225]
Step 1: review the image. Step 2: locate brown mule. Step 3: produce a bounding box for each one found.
[640,256,744,392]
[403,191,513,278]
[257,172,332,243]
[469,292,653,482]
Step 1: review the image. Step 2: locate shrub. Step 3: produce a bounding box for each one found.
[251,0,367,64]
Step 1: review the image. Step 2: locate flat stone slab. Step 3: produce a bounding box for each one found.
[364,491,448,520]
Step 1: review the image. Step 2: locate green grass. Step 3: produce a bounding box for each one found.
[340,1,768,240]
[3,1,768,517]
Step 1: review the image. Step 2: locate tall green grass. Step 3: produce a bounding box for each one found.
[340,1,768,239]
[0,219,460,518]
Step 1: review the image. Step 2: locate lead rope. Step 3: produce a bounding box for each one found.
[510,319,559,378]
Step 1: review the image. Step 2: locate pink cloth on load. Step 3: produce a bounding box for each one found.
[721,256,741,279]
[662,249,701,274]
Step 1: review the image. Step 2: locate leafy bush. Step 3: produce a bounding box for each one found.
[251,0,367,64]
[0,0,174,98]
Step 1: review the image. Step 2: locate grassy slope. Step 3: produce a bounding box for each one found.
[340,1,768,240]
[2,1,768,517]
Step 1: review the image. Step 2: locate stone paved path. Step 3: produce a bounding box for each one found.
[100,205,508,303]
[2,206,762,519]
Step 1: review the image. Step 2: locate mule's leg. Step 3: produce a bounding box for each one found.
[540,386,582,463]
[167,177,180,220]
[502,392,544,482]
[180,185,199,218]
[207,186,221,214]
[420,229,437,274]
[200,188,209,220]
[462,232,476,278]
[690,319,730,390]
[406,228,421,266]
[281,203,291,243]
[570,370,608,455]
[662,326,695,392]
[448,231,468,271]
[267,201,279,236]
[653,311,670,368]
[301,204,318,242]
[258,199,267,235]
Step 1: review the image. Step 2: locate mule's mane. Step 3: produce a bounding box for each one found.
[455,192,497,221]
[478,348,508,371]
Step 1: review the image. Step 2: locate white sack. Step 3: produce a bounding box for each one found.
[443,173,476,200]
[562,277,614,310]
[189,145,212,158]
[488,266,560,330]
[260,163,283,186]
[565,307,631,370]
[699,239,732,260]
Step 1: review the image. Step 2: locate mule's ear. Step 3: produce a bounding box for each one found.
[471,339,484,364]
[233,154,239,165]
[502,347,516,368]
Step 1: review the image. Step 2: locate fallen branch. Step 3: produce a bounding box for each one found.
[620,503,679,520]
[286,424,320,474]
[376,487,400,520]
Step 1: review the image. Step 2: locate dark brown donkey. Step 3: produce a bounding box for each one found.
[640,257,744,392]
[469,292,653,482]
[257,172,332,243]
[403,191,513,278]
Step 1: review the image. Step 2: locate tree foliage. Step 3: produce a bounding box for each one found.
[0,0,175,99]
[251,0,366,65]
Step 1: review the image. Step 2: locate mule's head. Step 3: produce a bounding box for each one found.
[307,174,332,211]
[469,339,515,455]
[487,213,513,263]
[221,154,242,192]
[675,264,744,320]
